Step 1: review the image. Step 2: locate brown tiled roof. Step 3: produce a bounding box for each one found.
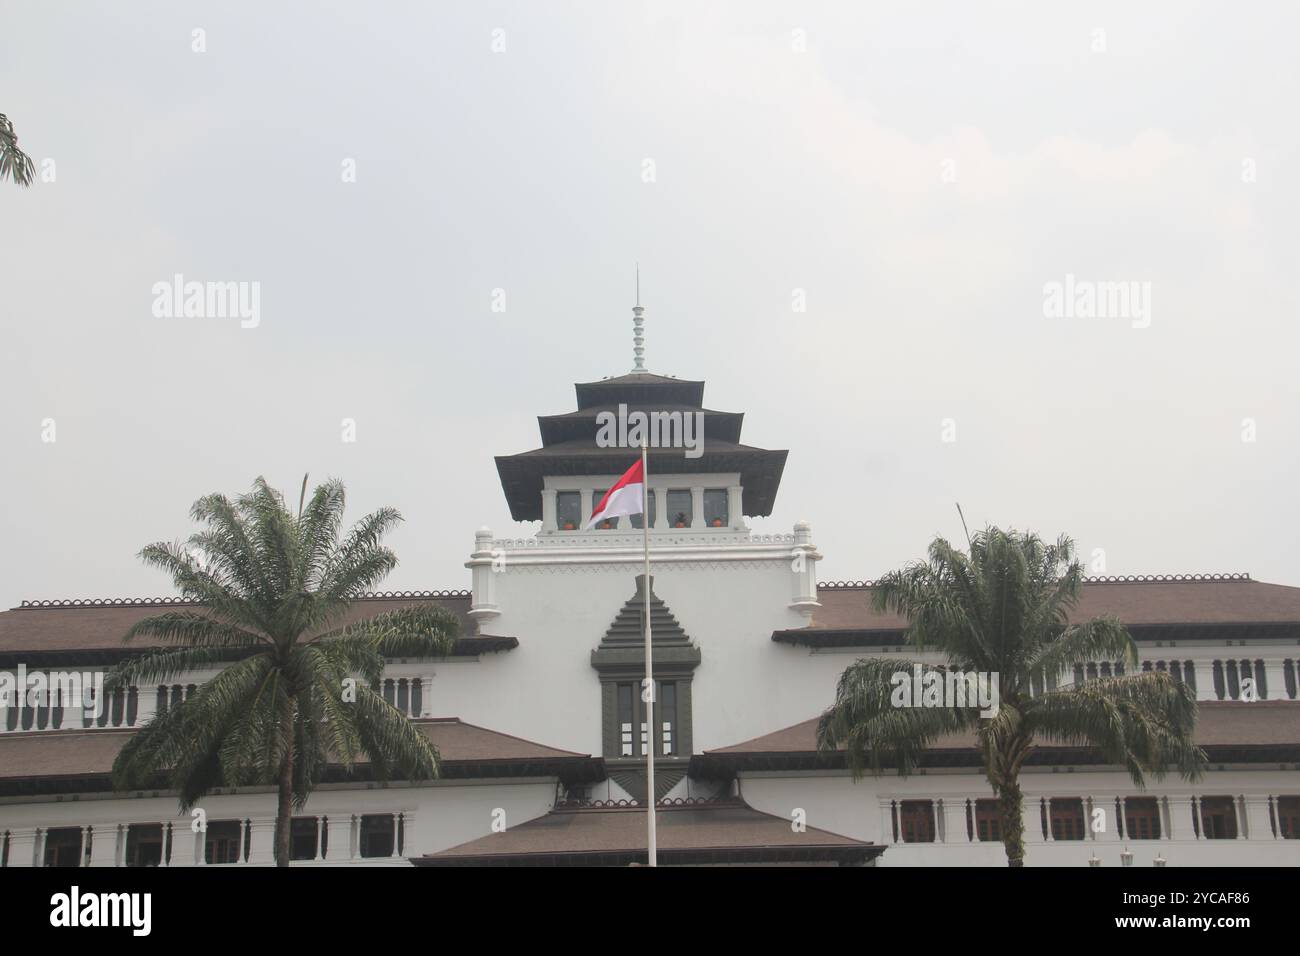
[0,593,478,657]
[694,701,1300,773]
[779,577,1300,642]
[0,718,600,793]
[414,797,881,866]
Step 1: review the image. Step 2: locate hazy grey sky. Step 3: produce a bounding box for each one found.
[3,1,1298,609]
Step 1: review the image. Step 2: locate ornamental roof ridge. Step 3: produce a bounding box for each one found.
[14,589,472,610]
[816,572,1253,590]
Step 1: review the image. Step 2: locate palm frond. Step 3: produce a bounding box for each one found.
[817,658,979,778]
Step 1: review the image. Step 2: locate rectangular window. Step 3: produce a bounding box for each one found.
[42,827,82,868]
[556,492,581,530]
[666,490,692,528]
[974,799,1002,842]
[629,490,656,529]
[898,800,936,843]
[702,489,728,527]
[1277,796,1300,839]
[205,820,243,864]
[290,817,319,861]
[592,489,618,529]
[125,824,164,868]
[1200,796,1238,839]
[1124,797,1162,840]
[615,680,678,757]
[660,681,676,756]
[359,815,394,858]
[618,683,635,757]
[1049,798,1086,841]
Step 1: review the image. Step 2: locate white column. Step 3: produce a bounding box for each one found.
[790,521,820,614]
[726,485,743,529]
[879,802,896,844]
[247,820,276,865]
[689,487,705,529]
[315,817,325,861]
[466,527,500,622]
[7,827,38,867]
[1262,659,1287,700]
[350,815,361,860]
[541,489,557,532]
[1243,796,1273,840]
[941,798,968,844]
[1184,660,1211,701]
[236,818,247,864]
[652,488,668,530]
[326,814,351,863]
[87,825,113,867]
[1094,797,1119,842]
[419,677,434,718]
[115,825,128,867]
[1172,796,1199,840]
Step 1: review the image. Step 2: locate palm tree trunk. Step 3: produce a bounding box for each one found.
[997,782,1027,867]
[274,697,295,867]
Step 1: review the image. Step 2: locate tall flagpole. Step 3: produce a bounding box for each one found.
[641,440,656,866]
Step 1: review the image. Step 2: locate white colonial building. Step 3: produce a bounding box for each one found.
[1,312,1298,866]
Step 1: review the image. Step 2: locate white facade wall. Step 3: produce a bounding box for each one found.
[0,778,558,866]
[456,522,836,754]
[740,769,1300,866]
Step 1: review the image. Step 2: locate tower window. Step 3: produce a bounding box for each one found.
[629,490,656,529]
[702,489,728,527]
[556,492,581,530]
[666,490,692,528]
[592,489,618,529]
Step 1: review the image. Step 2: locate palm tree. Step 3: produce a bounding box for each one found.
[0,113,36,186]
[817,527,1204,866]
[106,477,460,866]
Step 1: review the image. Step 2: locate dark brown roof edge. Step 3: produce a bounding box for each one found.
[0,752,606,799]
[0,635,518,670]
[690,743,1300,777]
[410,842,884,867]
[772,622,1300,648]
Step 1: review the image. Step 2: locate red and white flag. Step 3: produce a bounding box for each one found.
[584,459,645,529]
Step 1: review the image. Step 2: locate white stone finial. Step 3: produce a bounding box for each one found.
[632,265,645,372]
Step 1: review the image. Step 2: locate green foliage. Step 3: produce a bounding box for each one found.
[0,113,36,187]
[107,477,459,862]
[816,526,1204,865]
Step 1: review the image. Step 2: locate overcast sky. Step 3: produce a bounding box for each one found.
[2,1,1298,608]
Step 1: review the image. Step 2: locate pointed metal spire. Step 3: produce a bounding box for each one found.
[632,264,646,372]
